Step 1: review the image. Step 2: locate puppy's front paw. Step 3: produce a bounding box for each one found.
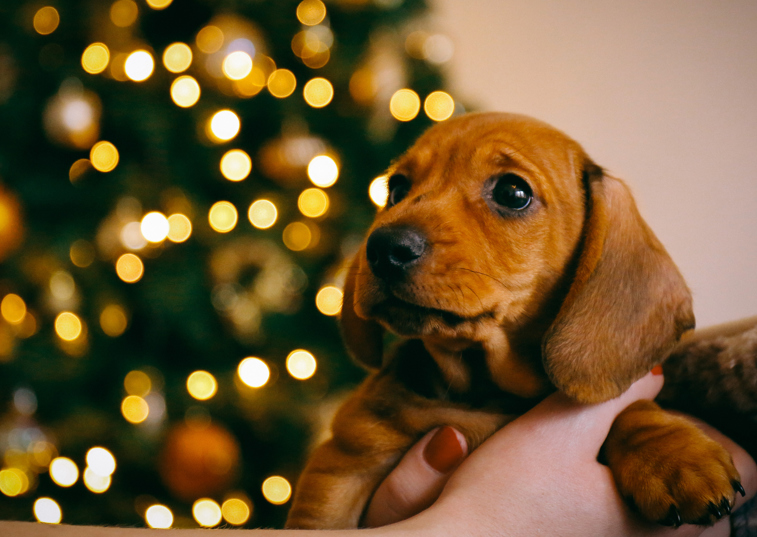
[605,400,743,527]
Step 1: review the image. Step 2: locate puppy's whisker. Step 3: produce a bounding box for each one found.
[453,267,510,290]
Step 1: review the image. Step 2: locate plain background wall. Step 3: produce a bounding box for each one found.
[431,0,757,328]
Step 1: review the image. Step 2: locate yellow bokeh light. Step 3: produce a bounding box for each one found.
[222,51,253,81]
[83,467,111,493]
[282,222,312,252]
[187,370,217,400]
[34,7,60,35]
[124,370,151,396]
[146,0,173,10]
[163,42,192,73]
[170,75,201,108]
[307,155,339,188]
[390,89,421,122]
[286,349,317,380]
[55,312,82,342]
[221,498,251,525]
[121,395,149,424]
[116,253,144,283]
[220,149,252,181]
[193,498,222,527]
[70,239,95,268]
[167,213,192,242]
[81,43,110,75]
[369,175,389,207]
[100,304,128,337]
[110,0,139,28]
[303,78,333,108]
[315,286,342,316]
[238,357,270,388]
[69,159,92,183]
[124,50,155,82]
[196,25,224,54]
[90,141,119,172]
[262,476,292,505]
[297,188,329,218]
[248,200,277,230]
[1,294,26,325]
[141,211,169,243]
[297,0,327,25]
[50,271,75,301]
[0,468,29,497]
[34,498,62,524]
[267,69,296,98]
[145,505,173,529]
[209,110,241,142]
[424,91,455,122]
[86,447,116,477]
[50,457,79,487]
[208,201,238,233]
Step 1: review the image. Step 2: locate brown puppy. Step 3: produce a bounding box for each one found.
[285,112,744,529]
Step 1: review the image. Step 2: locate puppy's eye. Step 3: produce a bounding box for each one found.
[492,174,532,210]
[386,174,410,208]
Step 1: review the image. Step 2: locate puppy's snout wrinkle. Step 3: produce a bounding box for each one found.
[366,226,428,281]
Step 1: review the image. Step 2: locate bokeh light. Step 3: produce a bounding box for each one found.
[208,201,238,233]
[124,370,151,396]
[187,371,217,400]
[124,50,155,82]
[196,25,224,54]
[303,78,333,108]
[34,498,62,524]
[238,357,270,388]
[267,69,296,98]
[248,200,277,229]
[315,286,342,316]
[170,76,200,107]
[121,222,147,250]
[49,457,79,487]
[282,222,312,251]
[34,6,60,35]
[369,175,389,207]
[221,498,251,525]
[220,149,252,181]
[110,0,139,27]
[90,141,119,172]
[86,447,116,477]
[81,43,110,74]
[70,239,95,267]
[286,349,317,380]
[121,395,149,424]
[223,51,253,80]
[55,312,82,342]
[163,43,192,73]
[193,499,222,527]
[167,213,192,242]
[297,188,329,218]
[424,91,455,121]
[209,110,241,141]
[145,505,173,529]
[100,304,128,337]
[83,467,111,493]
[297,0,327,26]
[1,294,26,325]
[262,476,291,505]
[0,468,29,497]
[390,89,421,121]
[140,211,169,243]
[116,253,144,283]
[50,271,75,301]
[146,0,173,9]
[307,155,338,187]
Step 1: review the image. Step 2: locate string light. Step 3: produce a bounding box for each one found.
[170,76,201,107]
[424,91,455,121]
[167,213,192,242]
[220,150,252,181]
[163,43,192,73]
[221,498,251,525]
[282,222,312,251]
[55,312,82,342]
[145,505,173,529]
[286,349,317,380]
[390,89,421,121]
[187,371,217,400]
[34,498,62,524]
[50,271,75,301]
[34,7,60,35]
[1,294,26,325]
[315,286,342,316]
[237,357,270,388]
[193,499,222,527]
[267,69,296,98]
[90,141,119,172]
[297,188,329,218]
[121,222,147,250]
[86,447,116,477]
[124,50,155,82]
[145,0,173,10]
[0,468,29,497]
[116,253,144,283]
[248,200,278,229]
[369,175,389,207]
[208,201,238,233]
[83,468,111,493]
[124,370,151,396]
[110,0,139,28]
[81,43,110,75]
[209,110,241,141]
[303,78,333,108]
[70,239,95,267]
[100,304,128,337]
[196,25,224,54]
[307,155,338,187]
[261,476,291,505]
[297,0,327,26]
[223,51,253,80]
[121,395,149,424]
[141,211,170,243]
[49,457,79,487]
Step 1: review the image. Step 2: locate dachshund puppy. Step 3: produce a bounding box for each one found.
[285,112,746,529]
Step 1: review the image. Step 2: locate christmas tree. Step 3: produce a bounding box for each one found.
[0,0,459,528]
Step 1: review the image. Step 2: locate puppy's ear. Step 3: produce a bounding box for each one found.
[542,162,694,403]
[340,254,384,369]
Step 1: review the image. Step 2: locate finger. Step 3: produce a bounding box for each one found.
[362,426,467,527]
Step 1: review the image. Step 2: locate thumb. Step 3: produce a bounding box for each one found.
[362,426,468,527]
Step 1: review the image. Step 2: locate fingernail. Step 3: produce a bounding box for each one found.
[423,426,465,474]
[651,365,663,375]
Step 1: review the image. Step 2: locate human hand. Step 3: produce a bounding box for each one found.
[364,372,757,537]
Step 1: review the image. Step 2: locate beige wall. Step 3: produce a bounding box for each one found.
[432,0,757,327]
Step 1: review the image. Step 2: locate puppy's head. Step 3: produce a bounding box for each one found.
[342,112,694,403]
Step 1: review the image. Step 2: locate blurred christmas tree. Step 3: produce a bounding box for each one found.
[0,0,460,529]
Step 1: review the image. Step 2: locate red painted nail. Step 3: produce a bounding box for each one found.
[423,426,465,474]
[651,365,663,375]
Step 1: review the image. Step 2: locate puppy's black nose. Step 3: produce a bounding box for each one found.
[366,226,428,281]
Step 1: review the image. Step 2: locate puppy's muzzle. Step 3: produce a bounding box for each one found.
[366,226,428,282]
